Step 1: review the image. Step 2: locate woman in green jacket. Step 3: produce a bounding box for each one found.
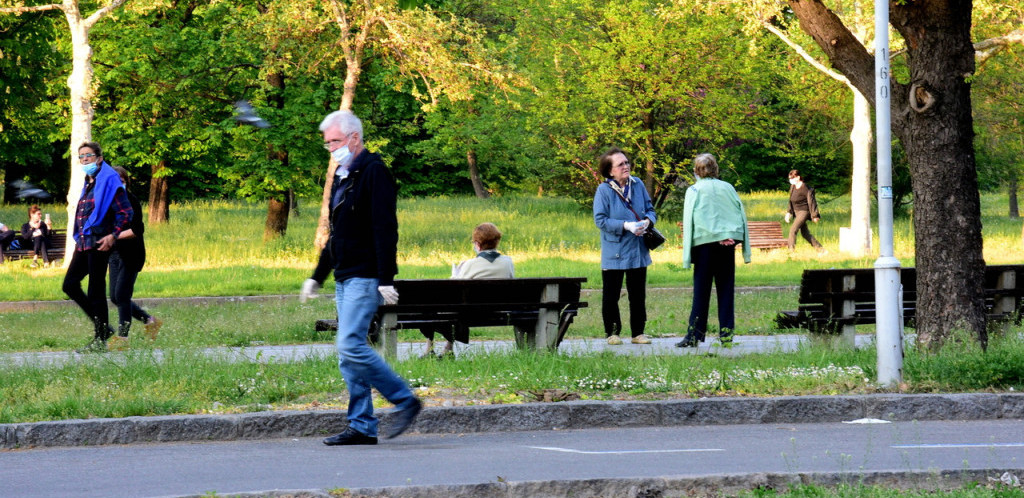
[677,154,750,348]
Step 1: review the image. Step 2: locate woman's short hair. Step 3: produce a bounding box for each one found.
[694,153,719,179]
[29,204,41,216]
[78,141,102,157]
[597,147,627,179]
[788,169,801,180]
[473,222,502,251]
[111,165,131,187]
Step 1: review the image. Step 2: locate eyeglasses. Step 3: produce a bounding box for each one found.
[78,153,97,160]
[613,160,631,169]
[322,135,349,151]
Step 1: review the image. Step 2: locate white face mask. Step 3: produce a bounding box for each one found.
[331,146,353,173]
[789,178,799,185]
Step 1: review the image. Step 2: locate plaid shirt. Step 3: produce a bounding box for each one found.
[74,181,133,251]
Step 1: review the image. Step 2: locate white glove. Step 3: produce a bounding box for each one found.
[378,285,399,305]
[299,278,321,303]
[623,221,646,235]
[784,212,792,223]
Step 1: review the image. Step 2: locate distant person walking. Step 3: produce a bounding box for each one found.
[63,142,133,353]
[305,109,421,446]
[677,153,750,348]
[106,166,162,350]
[420,222,515,358]
[784,169,823,251]
[593,146,656,346]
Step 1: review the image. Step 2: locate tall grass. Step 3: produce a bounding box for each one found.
[1,193,1020,300]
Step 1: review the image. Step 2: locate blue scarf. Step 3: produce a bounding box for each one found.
[77,161,124,243]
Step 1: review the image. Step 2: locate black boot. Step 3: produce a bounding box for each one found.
[76,318,110,353]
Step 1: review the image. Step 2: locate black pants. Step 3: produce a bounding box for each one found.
[687,242,736,339]
[601,267,647,337]
[63,248,112,328]
[109,251,151,332]
[788,210,822,249]
[32,236,51,263]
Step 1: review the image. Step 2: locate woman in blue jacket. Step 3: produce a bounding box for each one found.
[677,153,751,348]
[593,147,656,345]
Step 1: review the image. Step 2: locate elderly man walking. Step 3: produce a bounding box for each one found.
[306,110,421,446]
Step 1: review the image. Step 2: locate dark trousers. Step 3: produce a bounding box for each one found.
[63,248,112,329]
[32,236,51,263]
[688,243,736,339]
[109,251,151,333]
[788,210,822,249]
[601,267,647,337]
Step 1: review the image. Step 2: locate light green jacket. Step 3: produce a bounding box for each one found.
[682,178,751,269]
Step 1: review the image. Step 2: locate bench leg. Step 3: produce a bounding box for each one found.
[376,312,399,359]
[535,308,560,351]
[513,325,531,350]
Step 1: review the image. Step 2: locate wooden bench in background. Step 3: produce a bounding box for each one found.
[315,277,588,357]
[776,265,1024,342]
[677,220,788,251]
[0,229,66,264]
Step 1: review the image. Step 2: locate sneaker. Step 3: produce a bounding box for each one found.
[75,337,107,354]
[675,335,699,348]
[385,397,422,439]
[29,261,38,268]
[107,336,130,351]
[144,317,163,341]
[606,335,623,345]
[322,427,377,446]
[631,334,652,344]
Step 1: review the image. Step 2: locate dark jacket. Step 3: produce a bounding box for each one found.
[314,149,399,285]
[787,184,820,220]
[112,191,147,273]
[20,221,52,242]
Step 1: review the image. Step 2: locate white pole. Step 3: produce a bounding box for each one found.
[874,0,903,386]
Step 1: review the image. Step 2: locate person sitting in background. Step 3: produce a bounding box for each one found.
[21,205,53,268]
[0,221,18,258]
[421,222,515,358]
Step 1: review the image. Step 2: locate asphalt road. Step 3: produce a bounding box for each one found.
[5,419,1023,497]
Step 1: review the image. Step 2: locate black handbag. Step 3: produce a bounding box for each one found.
[643,226,666,250]
[608,180,664,251]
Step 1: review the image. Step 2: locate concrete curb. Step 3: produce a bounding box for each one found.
[174,469,1024,497]
[4,392,1023,449]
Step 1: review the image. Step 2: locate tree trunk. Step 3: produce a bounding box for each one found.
[264,194,289,241]
[315,65,360,250]
[1008,174,1019,219]
[148,160,170,224]
[467,149,489,198]
[788,0,987,349]
[62,13,93,263]
[845,86,872,256]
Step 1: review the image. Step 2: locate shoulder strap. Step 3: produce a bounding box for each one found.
[608,180,642,221]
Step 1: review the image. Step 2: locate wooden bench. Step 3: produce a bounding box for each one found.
[0,229,66,264]
[677,220,788,250]
[315,277,589,357]
[775,265,1024,337]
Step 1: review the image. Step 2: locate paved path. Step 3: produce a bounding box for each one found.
[5,419,1024,497]
[0,334,875,368]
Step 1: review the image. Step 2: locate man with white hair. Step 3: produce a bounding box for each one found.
[306,110,421,446]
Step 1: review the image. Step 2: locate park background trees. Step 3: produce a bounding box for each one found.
[2,0,1022,348]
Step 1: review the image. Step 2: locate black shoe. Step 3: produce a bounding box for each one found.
[385,397,422,439]
[322,427,377,446]
[675,336,698,348]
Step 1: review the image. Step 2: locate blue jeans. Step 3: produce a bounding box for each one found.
[334,277,416,437]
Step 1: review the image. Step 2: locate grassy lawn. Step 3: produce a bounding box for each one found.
[0,193,1022,424]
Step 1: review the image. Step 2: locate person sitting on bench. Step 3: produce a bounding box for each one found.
[21,205,53,268]
[0,221,18,255]
[420,222,515,358]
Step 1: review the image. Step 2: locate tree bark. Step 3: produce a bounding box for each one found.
[148,160,170,224]
[789,0,987,349]
[847,87,873,256]
[467,149,489,198]
[264,194,289,241]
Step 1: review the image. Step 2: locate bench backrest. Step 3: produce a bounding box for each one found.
[389,277,586,308]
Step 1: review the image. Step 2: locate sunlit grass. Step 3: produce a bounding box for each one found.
[1,192,1021,301]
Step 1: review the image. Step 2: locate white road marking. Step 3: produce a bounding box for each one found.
[892,443,1024,449]
[527,446,723,455]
